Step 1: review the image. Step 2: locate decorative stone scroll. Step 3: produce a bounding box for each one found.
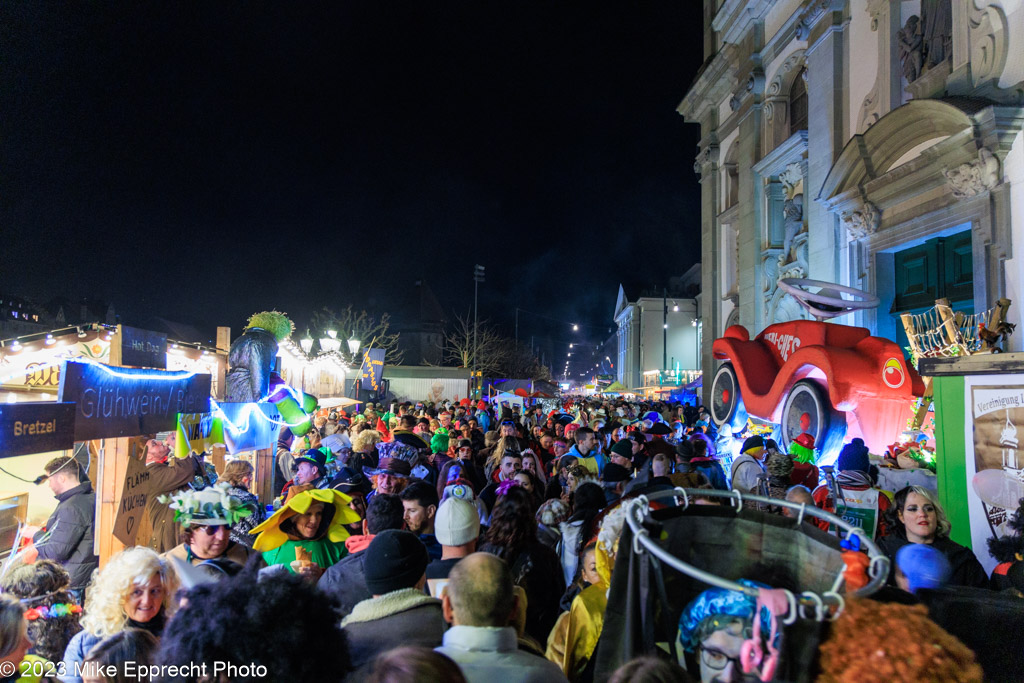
[944,147,1001,198]
[968,2,1008,88]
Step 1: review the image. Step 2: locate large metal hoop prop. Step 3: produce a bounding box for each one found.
[624,488,890,621]
[777,278,880,321]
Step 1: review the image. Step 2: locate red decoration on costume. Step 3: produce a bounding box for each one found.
[376,417,391,442]
[840,549,870,592]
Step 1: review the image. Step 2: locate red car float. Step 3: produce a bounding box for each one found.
[709,280,925,460]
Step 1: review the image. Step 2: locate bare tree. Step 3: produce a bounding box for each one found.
[442,314,506,375]
[496,341,553,381]
[311,305,405,365]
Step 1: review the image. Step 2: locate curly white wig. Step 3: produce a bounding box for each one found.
[81,547,177,637]
[351,429,382,454]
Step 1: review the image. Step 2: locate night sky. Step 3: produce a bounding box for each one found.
[3,3,704,351]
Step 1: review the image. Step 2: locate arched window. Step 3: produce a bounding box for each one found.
[790,68,808,134]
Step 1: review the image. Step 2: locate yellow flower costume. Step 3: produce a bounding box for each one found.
[250,488,361,573]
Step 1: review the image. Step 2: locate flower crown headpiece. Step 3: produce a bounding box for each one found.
[24,603,81,621]
[159,482,254,528]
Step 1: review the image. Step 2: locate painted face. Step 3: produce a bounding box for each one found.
[553,441,568,455]
[123,575,165,623]
[513,472,533,492]
[402,500,433,534]
[499,456,522,481]
[190,524,230,559]
[294,502,325,539]
[898,491,938,543]
[555,424,565,436]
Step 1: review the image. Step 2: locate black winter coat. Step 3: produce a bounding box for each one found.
[877,532,990,589]
[34,482,98,589]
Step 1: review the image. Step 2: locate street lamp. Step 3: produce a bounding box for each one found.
[320,329,341,353]
[572,324,579,331]
[300,333,314,355]
[347,335,361,356]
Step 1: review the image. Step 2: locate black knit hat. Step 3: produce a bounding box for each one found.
[610,439,634,461]
[363,529,428,595]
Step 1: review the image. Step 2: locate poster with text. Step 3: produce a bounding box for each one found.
[965,377,1024,574]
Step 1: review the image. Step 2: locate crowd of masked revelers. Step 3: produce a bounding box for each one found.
[6,396,1023,682]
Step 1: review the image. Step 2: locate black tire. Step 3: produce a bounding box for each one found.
[710,363,747,431]
[780,379,846,463]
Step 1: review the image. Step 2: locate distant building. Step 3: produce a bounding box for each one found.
[391,280,447,366]
[614,264,702,393]
[0,295,48,339]
[680,0,1024,404]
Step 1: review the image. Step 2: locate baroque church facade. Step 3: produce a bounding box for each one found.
[680,0,1024,399]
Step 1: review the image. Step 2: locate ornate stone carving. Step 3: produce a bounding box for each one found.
[841,202,880,240]
[944,148,1001,198]
[693,144,717,178]
[968,2,1008,87]
[729,94,741,111]
[795,0,842,41]
[897,16,923,83]
[767,52,806,98]
[778,162,803,194]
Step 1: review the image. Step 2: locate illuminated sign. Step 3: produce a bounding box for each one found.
[0,402,75,457]
[360,348,385,392]
[120,326,167,369]
[58,361,211,440]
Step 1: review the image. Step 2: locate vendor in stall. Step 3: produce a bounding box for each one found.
[137,433,217,554]
[27,456,97,597]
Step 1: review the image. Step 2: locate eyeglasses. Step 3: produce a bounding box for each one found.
[198,524,228,535]
[699,645,741,671]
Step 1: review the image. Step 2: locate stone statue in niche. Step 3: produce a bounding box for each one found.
[897,16,923,83]
[781,194,804,265]
[921,0,952,69]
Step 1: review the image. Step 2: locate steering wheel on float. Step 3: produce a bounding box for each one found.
[777,278,880,320]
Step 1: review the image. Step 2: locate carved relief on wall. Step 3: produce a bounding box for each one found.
[841,201,881,240]
[944,147,1001,198]
[762,162,808,325]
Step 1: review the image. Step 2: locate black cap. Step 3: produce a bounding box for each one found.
[294,449,327,476]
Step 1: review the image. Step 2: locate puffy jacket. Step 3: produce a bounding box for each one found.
[34,482,97,589]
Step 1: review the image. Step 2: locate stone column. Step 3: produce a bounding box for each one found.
[803,1,848,288]
[696,140,720,406]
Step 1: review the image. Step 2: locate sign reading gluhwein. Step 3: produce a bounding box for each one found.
[58,361,211,440]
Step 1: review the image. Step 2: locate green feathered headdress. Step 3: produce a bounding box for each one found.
[245,310,295,342]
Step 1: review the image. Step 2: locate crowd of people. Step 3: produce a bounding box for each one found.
[2,395,1022,682]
